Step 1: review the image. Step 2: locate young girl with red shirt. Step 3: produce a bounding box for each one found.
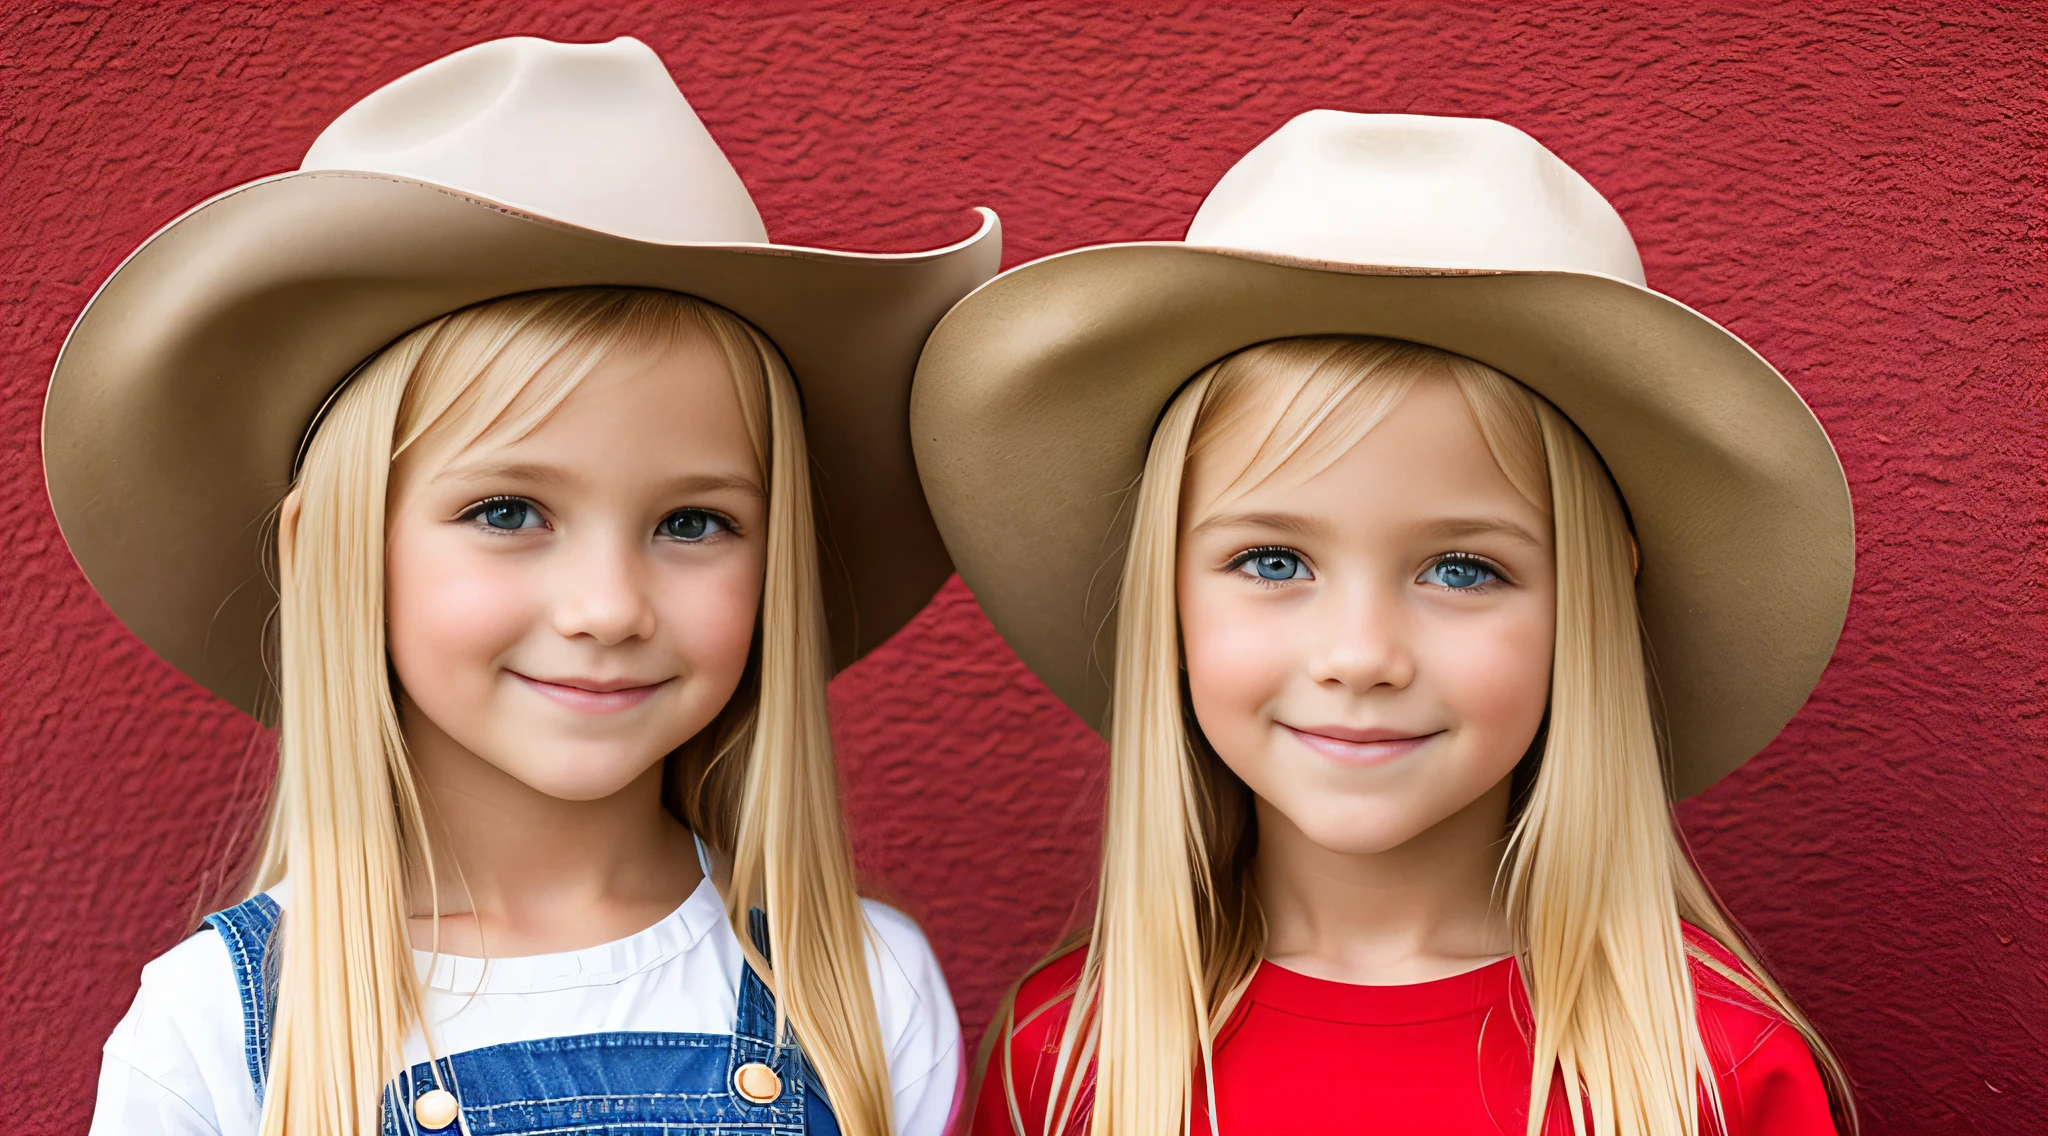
[911,111,1858,1136]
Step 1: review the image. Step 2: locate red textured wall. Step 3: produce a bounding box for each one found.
[3,3,2042,1133]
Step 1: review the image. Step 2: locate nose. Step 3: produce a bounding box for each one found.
[550,527,657,646]
[1305,575,1416,693]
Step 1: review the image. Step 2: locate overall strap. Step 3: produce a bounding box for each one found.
[734,907,779,1043]
[202,894,283,1103]
[731,908,843,1136]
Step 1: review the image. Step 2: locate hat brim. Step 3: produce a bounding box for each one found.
[910,244,1852,797]
[45,170,1000,721]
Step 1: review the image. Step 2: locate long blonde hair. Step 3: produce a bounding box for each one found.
[1012,337,1854,1136]
[249,288,892,1136]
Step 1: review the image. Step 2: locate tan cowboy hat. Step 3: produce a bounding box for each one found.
[911,111,1851,797]
[44,35,1000,721]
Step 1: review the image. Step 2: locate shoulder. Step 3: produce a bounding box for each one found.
[855,899,963,1136]
[1008,944,1087,1046]
[860,899,940,979]
[95,919,257,1136]
[112,925,246,1064]
[857,897,955,1027]
[1683,927,1792,1059]
[1002,945,1088,1093]
[1683,927,1841,1136]
[971,946,1089,1136]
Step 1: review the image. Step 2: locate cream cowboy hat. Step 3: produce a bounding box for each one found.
[44,35,1000,720]
[911,111,1852,797]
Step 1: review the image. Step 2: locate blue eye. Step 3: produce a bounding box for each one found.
[1234,548,1312,582]
[659,509,729,542]
[1423,556,1499,590]
[468,498,543,531]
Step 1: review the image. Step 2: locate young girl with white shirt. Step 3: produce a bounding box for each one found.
[50,35,998,1136]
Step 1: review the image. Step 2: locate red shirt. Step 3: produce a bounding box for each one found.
[973,933,1838,1136]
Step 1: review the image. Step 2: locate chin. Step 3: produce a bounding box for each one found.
[1305,831,1420,857]
[1292,809,1435,857]
[496,749,664,802]
[520,776,651,803]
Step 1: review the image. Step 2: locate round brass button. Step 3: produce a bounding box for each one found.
[413,1087,460,1130]
[735,1061,783,1104]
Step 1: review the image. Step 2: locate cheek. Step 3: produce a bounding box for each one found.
[1426,596,1554,756]
[1178,571,1292,752]
[386,526,536,698]
[654,549,766,689]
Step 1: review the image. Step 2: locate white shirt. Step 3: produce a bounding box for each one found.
[89,875,962,1136]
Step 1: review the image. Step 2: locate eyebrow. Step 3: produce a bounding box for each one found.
[1416,516,1548,546]
[1188,511,1328,539]
[1189,510,1546,547]
[435,460,573,488]
[659,472,766,499]
[436,461,764,499]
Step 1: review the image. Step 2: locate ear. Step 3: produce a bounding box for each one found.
[278,486,304,588]
[1628,532,1640,578]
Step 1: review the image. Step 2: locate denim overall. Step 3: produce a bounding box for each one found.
[204,895,841,1135]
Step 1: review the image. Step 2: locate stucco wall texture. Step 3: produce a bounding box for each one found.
[2,2,2041,1133]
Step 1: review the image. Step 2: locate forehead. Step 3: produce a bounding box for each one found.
[519,335,734,436]
[1183,378,1541,531]
[414,334,756,484]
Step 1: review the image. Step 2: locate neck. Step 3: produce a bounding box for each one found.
[1254,775,1515,985]
[398,694,703,957]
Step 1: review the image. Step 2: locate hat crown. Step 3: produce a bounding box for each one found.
[302,36,767,245]
[1186,111,1646,285]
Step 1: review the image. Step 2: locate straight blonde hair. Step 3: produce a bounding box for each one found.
[249,288,892,1136]
[1007,337,1854,1136]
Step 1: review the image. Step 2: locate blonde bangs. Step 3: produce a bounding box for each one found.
[387,290,768,473]
[1187,337,1545,515]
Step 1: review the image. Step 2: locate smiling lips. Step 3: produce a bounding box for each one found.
[1282,723,1440,766]
[512,672,671,713]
